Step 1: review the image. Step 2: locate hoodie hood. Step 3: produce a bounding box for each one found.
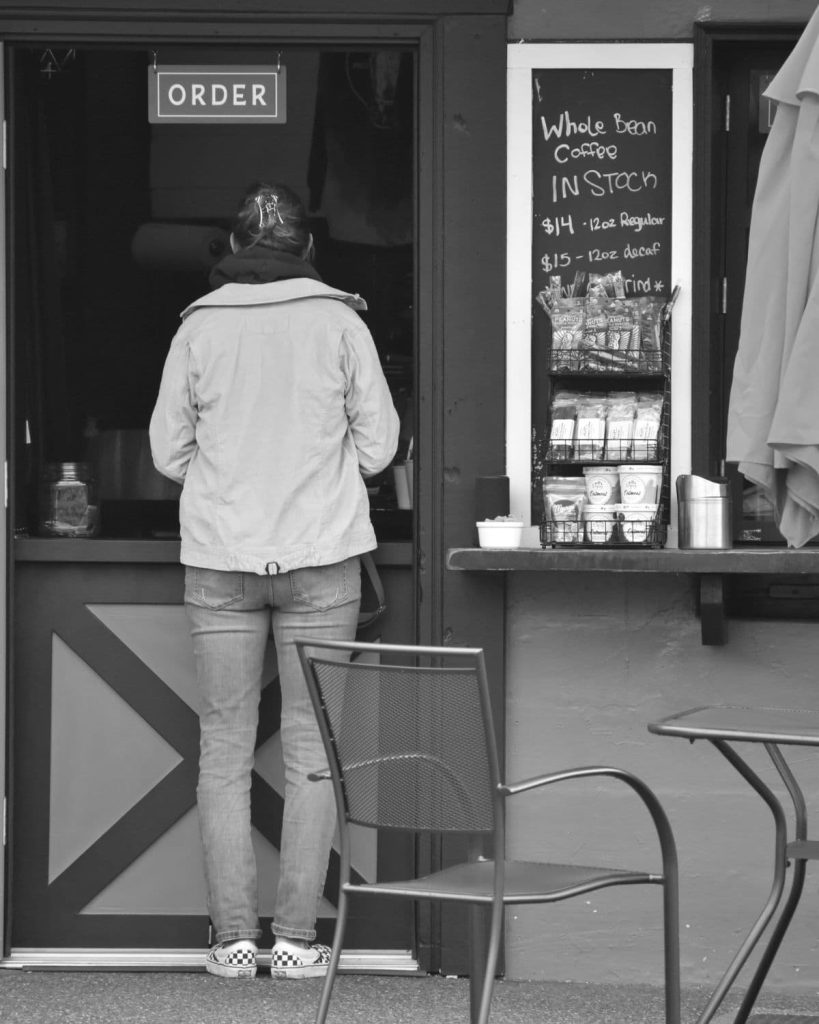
[181,277,369,320]
[208,246,323,288]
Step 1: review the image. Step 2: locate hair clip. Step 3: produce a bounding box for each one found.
[256,192,284,228]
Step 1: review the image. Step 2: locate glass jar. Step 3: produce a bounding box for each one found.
[38,462,100,538]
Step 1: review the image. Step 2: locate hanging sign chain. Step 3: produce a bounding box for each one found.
[40,48,76,79]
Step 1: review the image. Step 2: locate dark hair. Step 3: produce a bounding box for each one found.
[232,182,311,256]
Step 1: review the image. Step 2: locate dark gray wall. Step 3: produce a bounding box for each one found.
[509,0,814,40]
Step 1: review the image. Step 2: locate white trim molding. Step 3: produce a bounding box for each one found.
[2,948,421,973]
[506,43,694,547]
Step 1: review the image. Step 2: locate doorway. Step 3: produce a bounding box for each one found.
[6,41,417,964]
[693,25,801,541]
[693,22,819,619]
[1,0,510,975]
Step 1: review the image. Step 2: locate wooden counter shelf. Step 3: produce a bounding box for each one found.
[446,545,819,645]
[15,537,412,567]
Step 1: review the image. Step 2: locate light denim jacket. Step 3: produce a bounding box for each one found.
[150,278,400,574]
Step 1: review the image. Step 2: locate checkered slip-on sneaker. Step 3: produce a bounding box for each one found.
[205,939,258,979]
[269,941,332,979]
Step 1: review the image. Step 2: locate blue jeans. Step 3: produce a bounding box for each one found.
[184,556,361,945]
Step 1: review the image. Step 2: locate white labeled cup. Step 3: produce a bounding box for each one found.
[393,464,412,509]
[582,505,616,544]
[616,502,658,543]
[583,465,621,505]
[619,465,663,505]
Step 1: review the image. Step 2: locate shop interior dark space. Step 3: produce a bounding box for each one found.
[9,45,415,541]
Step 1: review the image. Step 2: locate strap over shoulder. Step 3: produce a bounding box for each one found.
[357,551,386,632]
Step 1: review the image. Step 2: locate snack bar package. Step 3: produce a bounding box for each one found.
[632,393,663,460]
[548,390,579,460]
[605,298,635,353]
[605,391,637,461]
[638,297,665,354]
[543,475,586,544]
[550,297,585,369]
[574,394,607,461]
[582,295,608,351]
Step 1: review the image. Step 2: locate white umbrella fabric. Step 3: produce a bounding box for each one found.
[726,4,819,547]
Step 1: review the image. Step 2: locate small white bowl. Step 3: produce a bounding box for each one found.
[476,519,524,549]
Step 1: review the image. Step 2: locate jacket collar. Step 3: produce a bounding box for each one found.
[181,278,368,320]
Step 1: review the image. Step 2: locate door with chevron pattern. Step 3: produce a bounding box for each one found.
[10,557,412,961]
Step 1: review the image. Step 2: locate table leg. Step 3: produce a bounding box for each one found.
[695,739,789,1024]
[732,744,810,1024]
[469,903,488,1024]
[732,859,806,1024]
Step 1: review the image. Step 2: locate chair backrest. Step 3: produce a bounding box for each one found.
[296,639,501,834]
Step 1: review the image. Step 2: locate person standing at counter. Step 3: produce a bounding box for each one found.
[149,182,399,980]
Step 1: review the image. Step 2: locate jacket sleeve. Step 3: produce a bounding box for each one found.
[149,331,198,485]
[341,322,400,478]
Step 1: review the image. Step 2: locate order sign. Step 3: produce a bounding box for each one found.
[148,65,287,124]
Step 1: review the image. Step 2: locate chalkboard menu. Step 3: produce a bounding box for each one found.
[531,68,673,299]
[529,67,674,523]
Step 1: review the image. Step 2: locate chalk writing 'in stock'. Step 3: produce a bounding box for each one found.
[552,169,658,201]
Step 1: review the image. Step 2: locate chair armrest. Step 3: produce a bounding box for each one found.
[500,764,633,797]
[500,765,678,879]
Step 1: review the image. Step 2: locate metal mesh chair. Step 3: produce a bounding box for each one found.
[296,638,680,1024]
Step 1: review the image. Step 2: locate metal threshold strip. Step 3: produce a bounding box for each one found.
[2,948,421,973]
[747,1018,819,1024]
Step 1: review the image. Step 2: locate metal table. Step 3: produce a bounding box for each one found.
[648,705,819,1024]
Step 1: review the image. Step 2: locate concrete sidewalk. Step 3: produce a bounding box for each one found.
[1,970,818,1024]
